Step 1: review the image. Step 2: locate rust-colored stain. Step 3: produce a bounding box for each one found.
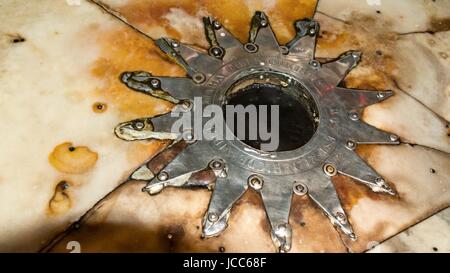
[232,188,347,252]
[99,0,317,45]
[92,102,108,113]
[317,14,398,91]
[429,17,450,32]
[46,182,221,252]
[289,195,348,252]
[268,0,318,44]
[332,145,401,212]
[49,142,98,174]
[90,26,181,120]
[47,180,72,216]
[125,140,169,167]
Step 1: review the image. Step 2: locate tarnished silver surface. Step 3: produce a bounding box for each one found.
[114,11,399,252]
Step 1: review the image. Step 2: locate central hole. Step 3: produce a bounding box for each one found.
[224,78,319,152]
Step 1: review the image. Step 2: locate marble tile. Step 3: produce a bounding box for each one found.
[369,207,450,253]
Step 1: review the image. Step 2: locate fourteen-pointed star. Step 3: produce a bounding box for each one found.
[114,11,399,252]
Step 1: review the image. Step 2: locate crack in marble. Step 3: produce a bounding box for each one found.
[88,0,156,41]
[39,179,141,252]
[392,79,450,125]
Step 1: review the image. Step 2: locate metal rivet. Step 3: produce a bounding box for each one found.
[181,100,192,111]
[349,112,359,121]
[377,92,386,99]
[390,134,399,142]
[248,175,263,190]
[309,60,321,69]
[351,52,360,59]
[171,41,179,48]
[375,177,385,185]
[150,79,160,88]
[335,212,347,223]
[280,46,289,55]
[208,212,219,222]
[209,46,224,58]
[183,130,195,143]
[157,171,169,181]
[293,182,308,196]
[133,121,145,130]
[309,28,316,35]
[192,73,206,84]
[323,163,337,176]
[346,140,356,150]
[210,159,223,170]
[276,224,287,234]
[260,20,268,27]
[244,43,258,53]
[212,21,221,29]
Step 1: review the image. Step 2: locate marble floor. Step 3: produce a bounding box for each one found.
[0,0,448,252]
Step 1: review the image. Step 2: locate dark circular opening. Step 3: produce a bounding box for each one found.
[223,74,319,152]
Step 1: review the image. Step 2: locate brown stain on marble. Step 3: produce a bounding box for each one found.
[90,26,181,120]
[317,13,398,91]
[101,0,317,45]
[290,195,348,252]
[267,0,318,44]
[125,140,168,167]
[46,182,221,253]
[429,17,450,32]
[47,180,72,216]
[49,222,218,253]
[332,145,401,211]
[49,142,98,174]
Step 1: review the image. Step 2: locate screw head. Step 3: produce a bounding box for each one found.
[192,73,206,84]
[244,43,258,53]
[377,92,386,99]
[248,175,263,190]
[212,20,221,29]
[349,112,359,121]
[335,211,347,223]
[375,177,385,185]
[293,182,308,196]
[351,52,360,59]
[150,78,160,88]
[323,163,337,176]
[183,130,195,143]
[208,212,219,222]
[390,134,399,142]
[181,100,192,111]
[157,171,169,181]
[280,46,289,55]
[133,121,145,130]
[346,140,356,150]
[210,159,224,170]
[309,60,321,69]
[209,46,224,58]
